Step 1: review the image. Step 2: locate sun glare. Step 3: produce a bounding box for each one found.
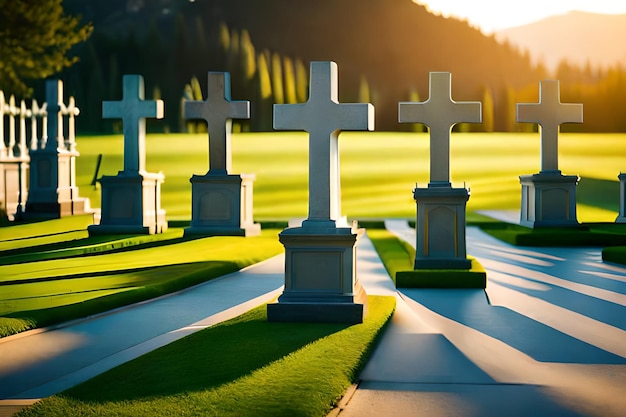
[414,0,626,33]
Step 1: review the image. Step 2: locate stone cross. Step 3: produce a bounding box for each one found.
[274,61,374,226]
[517,80,583,173]
[102,75,164,173]
[399,72,482,186]
[45,80,65,152]
[184,72,250,175]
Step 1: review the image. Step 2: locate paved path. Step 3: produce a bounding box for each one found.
[0,232,393,416]
[2,224,625,417]
[0,255,286,415]
[333,221,626,417]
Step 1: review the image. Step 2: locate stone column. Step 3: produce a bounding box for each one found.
[267,61,374,324]
[88,74,167,235]
[617,173,626,223]
[24,80,90,219]
[516,80,583,228]
[183,72,260,237]
[399,72,481,271]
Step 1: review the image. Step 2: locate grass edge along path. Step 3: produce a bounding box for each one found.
[0,229,283,338]
[602,246,626,265]
[366,228,415,285]
[478,222,626,247]
[16,296,396,417]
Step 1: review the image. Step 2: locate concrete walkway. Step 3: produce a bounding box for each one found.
[2,224,625,416]
[333,221,626,417]
[0,232,394,416]
[0,255,286,415]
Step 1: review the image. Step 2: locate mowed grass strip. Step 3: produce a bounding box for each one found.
[72,132,625,220]
[16,296,396,417]
[366,229,414,284]
[479,222,626,247]
[0,229,284,338]
[0,229,185,266]
[602,246,626,266]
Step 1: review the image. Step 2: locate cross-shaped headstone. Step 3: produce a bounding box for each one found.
[517,80,583,173]
[274,61,374,226]
[399,72,482,186]
[183,72,250,175]
[102,75,164,173]
[45,80,64,152]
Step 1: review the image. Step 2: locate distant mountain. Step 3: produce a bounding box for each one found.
[495,11,626,72]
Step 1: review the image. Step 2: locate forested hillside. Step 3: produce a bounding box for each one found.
[54,0,625,132]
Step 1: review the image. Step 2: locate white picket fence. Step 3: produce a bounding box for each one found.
[0,86,80,219]
[0,89,80,161]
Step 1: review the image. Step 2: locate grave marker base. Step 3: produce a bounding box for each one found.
[24,150,90,219]
[184,173,260,237]
[0,161,28,220]
[267,226,367,324]
[397,257,487,289]
[413,186,471,270]
[520,171,579,228]
[617,173,626,224]
[88,171,167,235]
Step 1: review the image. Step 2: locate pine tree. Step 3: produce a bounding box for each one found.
[358,75,371,103]
[0,0,92,97]
[283,56,297,104]
[271,52,284,105]
[295,58,308,103]
[481,86,494,132]
[254,51,273,131]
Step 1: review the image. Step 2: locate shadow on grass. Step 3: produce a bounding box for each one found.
[479,222,626,247]
[0,232,213,266]
[62,305,350,402]
[4,260,242,333]
[578,177,620,212]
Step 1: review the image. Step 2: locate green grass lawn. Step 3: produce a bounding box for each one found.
[16,296,395,417]
[70,132,625,221]
[0,223,284,337]
[478,222,626,247]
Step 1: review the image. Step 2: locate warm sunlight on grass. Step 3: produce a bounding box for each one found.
[73,132,624,221]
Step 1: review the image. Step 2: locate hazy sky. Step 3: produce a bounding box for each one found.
[414,0,626,33]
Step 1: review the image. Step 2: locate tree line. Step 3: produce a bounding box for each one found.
[9,0,626,133]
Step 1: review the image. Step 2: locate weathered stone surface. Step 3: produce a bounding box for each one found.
[183,72,259,237]
[269,61,374,323]
[517,80,583,228]
[89,75,166,235]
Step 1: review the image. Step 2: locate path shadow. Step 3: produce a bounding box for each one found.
[61,314,350,402]
[491,274,626,331]
[401,289,626,364]
[0,233,210,266]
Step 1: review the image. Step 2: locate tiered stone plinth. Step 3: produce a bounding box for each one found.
[184,173,260,237]
[88,171,167,235]
[0,160,28,220]
[267,224,367,324]
[399,185,486,289]
[24,149,90,219]
[413,186,471,270]
[520,171,579,228]
[617,173,626,224]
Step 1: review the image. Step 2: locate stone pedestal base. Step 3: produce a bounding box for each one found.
[24,150,90,219]
[520,171,579,228]
[617,173,626,223]
[0,160,28,220]
[267,226,367,324]
[413,185,471,270]
[88,171,167,235]
[184,173,260,237]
